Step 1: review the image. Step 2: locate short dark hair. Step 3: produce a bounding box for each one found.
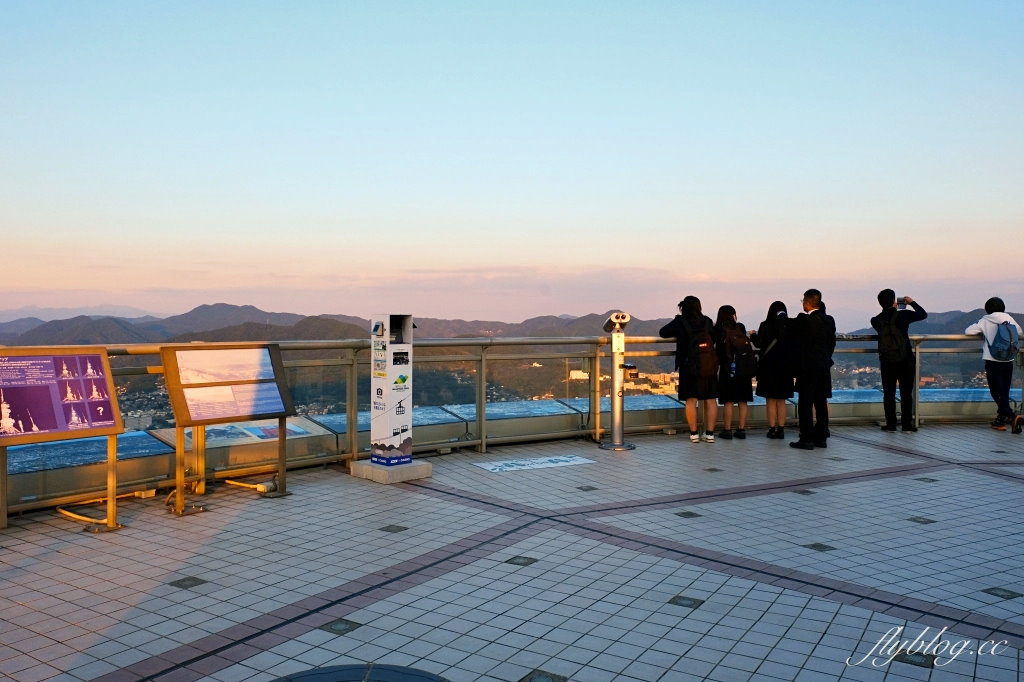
[985,297,1006,314]
[680,295,702,320]
[803,288,822,306]
[877,289,896,308]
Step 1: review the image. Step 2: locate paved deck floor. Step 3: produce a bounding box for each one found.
[1,424,1023,682]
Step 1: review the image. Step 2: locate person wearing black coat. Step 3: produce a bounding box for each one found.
[752,301,795,439]
[713,305,753,440]
[660,295,719,443]
[789,289,836,450]
[870,289,927,432]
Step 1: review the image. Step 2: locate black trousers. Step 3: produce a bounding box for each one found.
[796,368,830,441]
[986,360,1016,419]
[880,357,916,428]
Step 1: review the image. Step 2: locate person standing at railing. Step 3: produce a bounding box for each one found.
[870,290,927,432]
[751,301,795,440]
[790,289,836,450]
[712,305,754,440]
[965,297,1023,433]
[660,296,719,444]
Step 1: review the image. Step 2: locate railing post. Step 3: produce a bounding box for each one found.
[476,346,488,453]
[347,348,359,459]
[912,338,922,428]
[591,344,603,442]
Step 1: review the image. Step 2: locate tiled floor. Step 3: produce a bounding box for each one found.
[1,424,1022,681]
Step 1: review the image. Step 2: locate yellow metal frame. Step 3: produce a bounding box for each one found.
[54,434,125,531]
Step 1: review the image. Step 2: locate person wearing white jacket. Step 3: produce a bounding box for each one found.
[965,296,1023,432]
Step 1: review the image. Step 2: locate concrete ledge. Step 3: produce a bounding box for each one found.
[349,460,432,484]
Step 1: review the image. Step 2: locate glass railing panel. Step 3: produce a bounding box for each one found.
[8,431,173,475]
[309,412,370,434]
[444,399,581,421]
[918,388,1021,403]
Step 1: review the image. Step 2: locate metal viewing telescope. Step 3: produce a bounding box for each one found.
[600,311,636,451]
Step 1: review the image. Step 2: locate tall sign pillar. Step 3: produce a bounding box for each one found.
[352,314,432,483]
[370,314,414,465]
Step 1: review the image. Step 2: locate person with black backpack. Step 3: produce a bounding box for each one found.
[660,296,719,443]
[870,290,927,432]
[713,305,754,440]
[965,297,1023,432]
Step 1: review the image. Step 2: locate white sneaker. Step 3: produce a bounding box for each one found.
[702,431,715,443]
[689,432,700,443]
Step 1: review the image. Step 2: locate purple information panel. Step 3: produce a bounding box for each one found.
[0,348,124,447]
[161,344,295,427]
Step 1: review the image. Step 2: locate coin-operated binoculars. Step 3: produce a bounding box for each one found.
[600,311,636,451]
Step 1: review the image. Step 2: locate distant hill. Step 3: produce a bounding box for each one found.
[137,303,306,337]
[0,304,160,323]
[0,316,46,343]
[163,315,368,343]
[12,315,163,346]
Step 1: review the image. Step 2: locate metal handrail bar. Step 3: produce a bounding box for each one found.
[44,332,1003,452]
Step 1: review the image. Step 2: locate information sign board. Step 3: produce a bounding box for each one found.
[0,347,123,446]
[161,345,295,427]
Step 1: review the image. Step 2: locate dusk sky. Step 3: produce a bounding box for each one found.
[3,2,1022,332]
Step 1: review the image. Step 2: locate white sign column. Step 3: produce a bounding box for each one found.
[370,314,414,465]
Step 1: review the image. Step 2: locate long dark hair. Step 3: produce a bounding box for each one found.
[714,305,736,330]
[761,300,788,339]
[764,300,787,323]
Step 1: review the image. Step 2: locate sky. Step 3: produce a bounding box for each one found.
[2,1,1022,332]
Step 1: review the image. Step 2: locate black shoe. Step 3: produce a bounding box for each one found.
[901,425,918,432]
[775,427,784,440]
[813,440,828,448]
[733,429,746,439]
[718,429,733,440]
[766,427,777,439]
[880,425,897,432]
[790,440,814,450]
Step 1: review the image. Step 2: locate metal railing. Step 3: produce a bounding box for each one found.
[2,332,1009,518]
[103,331,1004,443]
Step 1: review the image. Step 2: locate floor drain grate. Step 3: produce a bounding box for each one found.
[894,650,936,668]
[506,556,539,566]
[668,595,705,609]
[983,587,1023,600]
[907,517,936,524]
[168,577,208,589]
[793,489,816,495]
[576,485,597,491]
[915,477,939,483]
[675,511,702,518]
[379,525,409,533]
[802,543,837,552]
[518,671,568,682]
[319,618,362,635]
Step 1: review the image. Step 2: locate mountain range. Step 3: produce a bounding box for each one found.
[0,303,1018,347]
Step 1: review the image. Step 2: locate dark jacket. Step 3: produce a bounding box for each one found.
[870,302,927,360]
[660,314,714,371]
[755,314,795,373]
[791,309,836,374]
